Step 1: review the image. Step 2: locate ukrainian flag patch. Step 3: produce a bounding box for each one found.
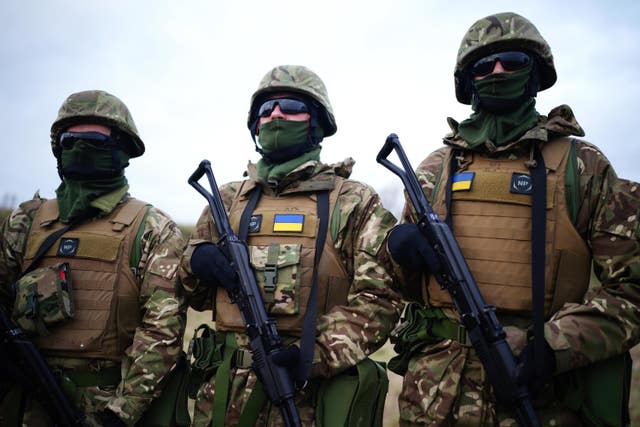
[273,214,305,232]
[452,172,475,191]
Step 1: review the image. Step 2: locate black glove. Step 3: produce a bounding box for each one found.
[98,409,127,427]
[271,345,300,368]
[190,243,238,291]
[388,223,441,274]
[516,338,556,390]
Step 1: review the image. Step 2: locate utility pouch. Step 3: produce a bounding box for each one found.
[315,358,389,427]
[388,302,451,375]
[186,324,225,399]
[248,243,302,315]
[138,352,191,427]
[12,262,74,335]
[558,352,632,427]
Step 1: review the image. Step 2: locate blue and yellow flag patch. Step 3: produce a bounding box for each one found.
[452,172,475,191]
[273,214,305,232]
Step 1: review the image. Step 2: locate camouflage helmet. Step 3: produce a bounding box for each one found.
[50,90,145,157]
[247,65,337,137]
[454,12,557,104]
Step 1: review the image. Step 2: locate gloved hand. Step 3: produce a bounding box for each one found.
[388,223,441,274]
[190,243,238,291]
[272,345,300,368]
[516,338,556,390]
[98,409,127,427]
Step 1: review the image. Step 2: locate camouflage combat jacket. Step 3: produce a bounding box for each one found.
[396,105,640,426]
[0,193,186,426]
[180,157,403,426]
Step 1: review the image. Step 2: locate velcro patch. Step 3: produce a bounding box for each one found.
[248,214,262,233]
[273,214,304,232]
[452,172,475,191]
[57,238,79,257]
[510,173,533,195]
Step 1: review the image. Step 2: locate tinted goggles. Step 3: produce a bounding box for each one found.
[59,131,111,149]
[257,98,309,118]
[471,51,531,77]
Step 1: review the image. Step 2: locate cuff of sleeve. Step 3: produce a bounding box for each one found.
[544,322,572,374]
[106,396,149,427]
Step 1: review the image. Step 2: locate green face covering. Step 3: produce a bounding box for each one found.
[258,119,309,154]
[56,141,130,222]
[458,65,539,147]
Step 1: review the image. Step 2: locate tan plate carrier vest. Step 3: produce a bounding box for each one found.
[22,198,148,361]
[427,139,590,317]
[214,179,350,335]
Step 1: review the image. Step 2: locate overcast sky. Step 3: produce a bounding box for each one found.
[2,1,639,223]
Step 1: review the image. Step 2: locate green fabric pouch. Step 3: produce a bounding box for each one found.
[315,358,389,427]
[137,352,191,427]
[388,302,453,375]
[186,324,225,399]
[558,352,631,427]
[12,262,74,335]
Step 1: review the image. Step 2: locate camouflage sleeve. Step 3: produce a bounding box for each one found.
[390,147,450,301]
[178,181,242,312]
[312,180,404,378]
[0,194,45,308]
[106,206,187,425]
[545,140,640,373]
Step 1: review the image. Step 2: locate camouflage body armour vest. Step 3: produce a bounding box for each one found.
[427,140,590,317]
[22,198,148,360]
[214,179,349,334]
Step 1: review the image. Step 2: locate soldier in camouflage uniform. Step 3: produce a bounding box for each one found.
[0,90,186,426]
[179,64,403,426]
[387,12,640,427]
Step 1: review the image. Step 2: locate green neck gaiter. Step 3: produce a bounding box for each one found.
[56,142,130,222]
[256,148,321,184]
[458,65,540,147]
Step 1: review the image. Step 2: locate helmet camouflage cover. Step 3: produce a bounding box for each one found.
[50,90,145,157]
[247,65,337,137]
[455,12,557,104]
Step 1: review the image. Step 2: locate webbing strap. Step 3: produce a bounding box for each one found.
[530,144,547,383]
[25,209,96,274]
[239,188,262,241]
[211,333,238,427]
[444,150,459,228]
[237,381,267,427]
[295,190,330,387]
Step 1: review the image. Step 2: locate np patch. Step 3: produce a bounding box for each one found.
[57,238,79,257]
[511,173,533,195]
[452,172,475,191]
[273,214,304,232]
[248,214,262,233]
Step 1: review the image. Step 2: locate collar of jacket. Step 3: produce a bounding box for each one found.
[443,104,586,154]
[239,157,355,197]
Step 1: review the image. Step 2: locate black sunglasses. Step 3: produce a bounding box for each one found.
[471,51,531,77]
[59,131,111,149]
[257,98,309,118]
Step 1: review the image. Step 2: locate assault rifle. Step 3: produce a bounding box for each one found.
[188,160,301,427]
[377,134,540,427]
[0,305,86,426]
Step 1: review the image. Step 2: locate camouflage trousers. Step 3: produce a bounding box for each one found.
[192,366,317,427]
[0,383,115,427]
[398,339,583,427]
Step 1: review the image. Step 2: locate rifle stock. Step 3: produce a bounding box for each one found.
[188,160,301,427]
[0,305,86,426]
[377,134,540,427]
